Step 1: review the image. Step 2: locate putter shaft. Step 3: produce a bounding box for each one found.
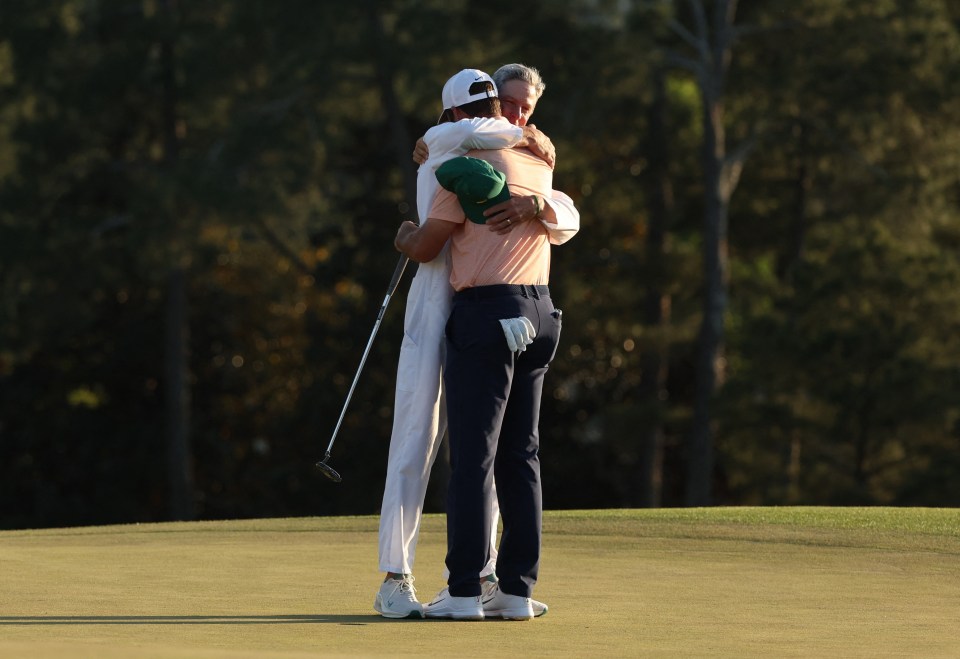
[317,254,409,481]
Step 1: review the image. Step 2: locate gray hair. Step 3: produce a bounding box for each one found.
[492,63,546,99]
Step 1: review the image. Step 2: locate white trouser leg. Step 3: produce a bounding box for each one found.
[378,254,450,575]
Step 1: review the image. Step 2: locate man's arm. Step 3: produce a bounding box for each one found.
[414,117,523,164]
[395,220,457,263]
[483,189,580,244]
[413,119,557,167]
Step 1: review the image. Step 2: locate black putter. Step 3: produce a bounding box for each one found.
[316,254,409,483]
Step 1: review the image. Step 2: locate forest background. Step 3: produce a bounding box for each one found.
[2,0,960,529]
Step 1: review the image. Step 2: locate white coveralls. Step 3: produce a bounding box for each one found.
[378,117,580,575]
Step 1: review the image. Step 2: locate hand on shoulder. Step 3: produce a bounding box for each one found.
[518,125,556,169]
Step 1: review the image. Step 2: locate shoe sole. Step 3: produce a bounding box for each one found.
[484,608,533,621]
[481,598,544,619]
[374,599,424,619]
[378,609,425,619]
[424,613,484,621]
[481,590,546,619]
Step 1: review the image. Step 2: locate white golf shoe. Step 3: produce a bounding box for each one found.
[374,575,424,619]
[481,581,546,619]
[423,588,484,621]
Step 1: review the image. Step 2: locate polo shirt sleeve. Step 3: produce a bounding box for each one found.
[428,188,467,225]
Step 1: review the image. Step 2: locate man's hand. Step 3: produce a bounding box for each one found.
[395,221,420,253]
[483,195,541,234]
[412,138,429,165]
[517,125,555,169]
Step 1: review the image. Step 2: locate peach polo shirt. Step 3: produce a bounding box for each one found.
[428,147,553,291]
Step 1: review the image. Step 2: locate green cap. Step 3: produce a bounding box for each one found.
[435,156,511,224]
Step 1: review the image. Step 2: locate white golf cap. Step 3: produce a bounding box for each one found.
[441,69,498,110]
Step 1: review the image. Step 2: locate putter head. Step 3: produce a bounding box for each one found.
[315,456,342,483]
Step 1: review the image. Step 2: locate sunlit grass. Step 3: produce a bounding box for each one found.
[551,505,960,534]
[2,508,959,657]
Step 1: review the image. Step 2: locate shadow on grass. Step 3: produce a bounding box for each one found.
[0,615,414,626]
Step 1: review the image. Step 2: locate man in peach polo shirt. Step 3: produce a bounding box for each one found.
[376,65,575,620]
[395,143,562,621]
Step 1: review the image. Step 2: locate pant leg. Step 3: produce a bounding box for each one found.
[443,468,500,580]
[378,252,452,575]
[443,295,515,596]
[494,294,561,598]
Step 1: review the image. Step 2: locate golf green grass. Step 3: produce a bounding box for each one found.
[1,507,958,657]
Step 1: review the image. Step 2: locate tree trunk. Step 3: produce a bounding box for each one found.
[636,67,673,508]
[783,121,810,502]
[684,0,738,507]
[779,120,810,279]
[160,0,194,520]
[686,95,727,506]
[164,267,193,520]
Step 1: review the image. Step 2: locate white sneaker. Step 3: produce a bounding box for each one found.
[374,575,424,619]
[423,588,484,621]
[481,580,548,618]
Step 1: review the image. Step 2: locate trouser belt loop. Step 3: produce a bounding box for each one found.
[531,285,541,300]
[520,285,529,298]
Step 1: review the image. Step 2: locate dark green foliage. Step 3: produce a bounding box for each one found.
[2,0,960,527]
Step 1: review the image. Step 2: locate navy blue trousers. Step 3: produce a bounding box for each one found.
[443,284,561,598]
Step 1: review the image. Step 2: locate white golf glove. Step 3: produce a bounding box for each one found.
[499,317,537,354]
